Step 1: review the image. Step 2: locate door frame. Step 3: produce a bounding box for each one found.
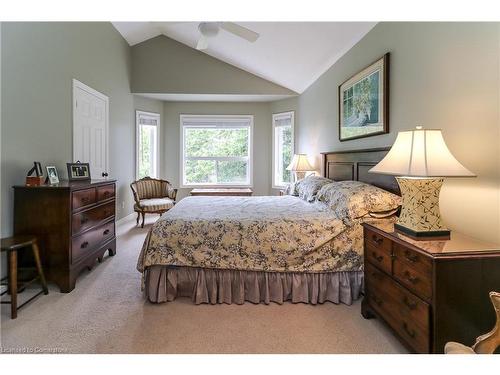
[72,79,110,177]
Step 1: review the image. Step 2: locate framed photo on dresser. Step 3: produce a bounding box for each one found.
[67,162,91,181]
[339,53,390,141]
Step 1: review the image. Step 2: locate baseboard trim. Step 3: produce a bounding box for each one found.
[116,212,136,226]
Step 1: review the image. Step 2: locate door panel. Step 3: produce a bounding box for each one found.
[73,80,108,180]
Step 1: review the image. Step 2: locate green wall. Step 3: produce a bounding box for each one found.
[0,22,162,238]
[275,22,500,243]
[131,36,296,96]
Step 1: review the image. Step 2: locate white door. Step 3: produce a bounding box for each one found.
[73,79,109,180]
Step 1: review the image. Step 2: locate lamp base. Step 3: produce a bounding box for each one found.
[394,223,450,241]
[294,171,307,181]
[395,177,450,241]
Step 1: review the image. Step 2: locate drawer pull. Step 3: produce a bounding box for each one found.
[404,250,418,263]
[403,296,418,310]
[103,191,110,197]
[81,241,89,249]
[371,251,384,263]
[370,271,382,280]
[371,234,383,246]
[103,229,110,235]
[104,210,111,217]
[81,197,90,203]
[81,217,89,224]
[404,271,419,284]
[403,322,416,338]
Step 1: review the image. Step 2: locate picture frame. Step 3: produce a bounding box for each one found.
[67,162,91,181]
[339,53,390,141]
[46,166,60,185]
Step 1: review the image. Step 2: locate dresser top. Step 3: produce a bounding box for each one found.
[14,179,116,190]
[363,222,500,257]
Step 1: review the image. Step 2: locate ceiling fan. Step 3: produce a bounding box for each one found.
[195,22,259,50]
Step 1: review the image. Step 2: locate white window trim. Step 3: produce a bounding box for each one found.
[136,110,161,180]
[272,111,295,189]
[180,114,254,188]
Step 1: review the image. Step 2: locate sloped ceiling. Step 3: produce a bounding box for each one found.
[113,22,376,94]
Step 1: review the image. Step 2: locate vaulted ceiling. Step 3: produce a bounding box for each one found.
[112,22,376,94]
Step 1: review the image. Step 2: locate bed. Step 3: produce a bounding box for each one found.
[137,148,400,306]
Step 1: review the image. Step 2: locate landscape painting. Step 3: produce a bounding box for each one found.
[339,53,389,141]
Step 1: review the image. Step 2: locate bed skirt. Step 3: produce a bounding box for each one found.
[145,266,364,306]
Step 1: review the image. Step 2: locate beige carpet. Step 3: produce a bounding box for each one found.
[0,215,406,354]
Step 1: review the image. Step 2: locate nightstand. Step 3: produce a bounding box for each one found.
[362,222,500,353]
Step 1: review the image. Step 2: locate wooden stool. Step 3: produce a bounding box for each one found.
[1,235,48,319]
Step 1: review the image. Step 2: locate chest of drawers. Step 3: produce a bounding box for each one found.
[13,180,117,292]
[362,222,500,353]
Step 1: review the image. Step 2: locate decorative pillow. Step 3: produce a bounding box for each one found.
[295,175,333,202]
[283,182,299,196]
[316,180,401,220]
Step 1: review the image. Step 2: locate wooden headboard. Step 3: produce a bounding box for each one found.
[321,147,400,195]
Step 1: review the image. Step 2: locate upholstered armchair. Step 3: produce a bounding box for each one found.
[130,177,177,228]
[445,291,500,354]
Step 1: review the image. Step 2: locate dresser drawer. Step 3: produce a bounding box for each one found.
[365,242,392,274]
[393,243,432,277]
[71,221,115,264]
[393,259,432,301]
[366,280,429,352]
[364,229,392,253]
[72,201,115,235]
[97,184,115,201]
[72,188,97,210]
[366,262,430,331]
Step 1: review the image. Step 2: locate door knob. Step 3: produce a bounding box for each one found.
[102,172,109,177]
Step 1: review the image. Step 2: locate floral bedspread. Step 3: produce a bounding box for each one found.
[137,195,370,274]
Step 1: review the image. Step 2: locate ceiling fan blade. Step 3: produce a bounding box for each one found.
[196,35,208,50]
[219,22,259,42]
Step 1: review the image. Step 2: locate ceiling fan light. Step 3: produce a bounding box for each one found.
[198,22,219,38]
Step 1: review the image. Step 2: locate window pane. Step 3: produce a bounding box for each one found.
[274,124,292,186]
[217,160,248,183]
[280,126,292,183]
[185,128,249,157]
[138,124,157,179]
[185,159,216,184]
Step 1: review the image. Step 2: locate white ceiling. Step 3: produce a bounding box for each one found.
[112,22,376,94]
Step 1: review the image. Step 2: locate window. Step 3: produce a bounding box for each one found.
[136,111,160,179]
[180,115,253,187]
[272,111,294,188]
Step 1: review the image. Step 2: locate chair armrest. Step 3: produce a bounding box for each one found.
[170,188,178,201]
[130,183,141,206]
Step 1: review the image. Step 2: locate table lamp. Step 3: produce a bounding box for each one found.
[286,154,314,181]
[369,127,475,240]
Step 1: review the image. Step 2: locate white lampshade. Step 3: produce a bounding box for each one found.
[286,154,314,172]
[369,127,475,177]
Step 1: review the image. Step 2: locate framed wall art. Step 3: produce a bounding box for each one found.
[339,53,390,141]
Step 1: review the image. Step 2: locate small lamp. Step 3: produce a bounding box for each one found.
[286,154,314,181]
[369,127,475,240]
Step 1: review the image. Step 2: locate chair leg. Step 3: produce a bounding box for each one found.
[141,212,146,228]
[9,250,18,319]
[136,212,140,225]
[32,241,48,295]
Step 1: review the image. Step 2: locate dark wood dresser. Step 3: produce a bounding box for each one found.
[13,180,117,293]
[362,222,500,353]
